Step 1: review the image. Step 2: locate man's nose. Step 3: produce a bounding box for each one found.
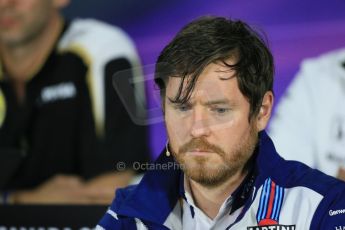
[190,108,211,138]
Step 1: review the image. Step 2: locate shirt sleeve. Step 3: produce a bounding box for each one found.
[81,55,150,178]
[269,62,317,168]
[103,57,150,172]
[61,20,151,178]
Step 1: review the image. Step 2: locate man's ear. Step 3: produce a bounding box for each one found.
[256,91,274,131]
[53,0,70,9]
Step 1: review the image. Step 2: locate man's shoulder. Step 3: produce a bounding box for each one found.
[261,154,345,227]
[59,18,133,46]
[274,157,345,196]
[57,18,137,61]
[300,47,345,75]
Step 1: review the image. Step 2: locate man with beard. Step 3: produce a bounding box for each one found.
[97,16,345,229]
[0,0,149,204]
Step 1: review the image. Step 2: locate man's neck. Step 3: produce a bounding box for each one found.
[188,169,248,220]
[0,13,63,82]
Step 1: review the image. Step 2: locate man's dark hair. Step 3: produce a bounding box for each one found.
[154,16,274,119]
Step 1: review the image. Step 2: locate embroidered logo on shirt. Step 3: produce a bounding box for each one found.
[40,82,76,104]
[247,178,296,230]
[329,209,345,216]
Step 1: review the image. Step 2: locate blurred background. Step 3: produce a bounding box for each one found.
[63,0,345,158]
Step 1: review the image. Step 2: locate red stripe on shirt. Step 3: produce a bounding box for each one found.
[265,181,276,219]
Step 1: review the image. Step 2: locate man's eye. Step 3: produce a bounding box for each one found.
[176,104,191,112]
[212,107,230,114]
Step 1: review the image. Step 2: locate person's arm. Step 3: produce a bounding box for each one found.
[79,56,149,204]
[83,170,135,204]
[7,175,90,204]
[5,172,134,205]
[74,25,150,204]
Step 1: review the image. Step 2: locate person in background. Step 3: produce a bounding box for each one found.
[0,0,149,204]
[269,48,345,181]
[97,16,345,229]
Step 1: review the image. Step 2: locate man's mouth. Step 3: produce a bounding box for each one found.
[186,149,214,156]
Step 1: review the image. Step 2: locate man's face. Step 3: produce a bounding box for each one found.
[0,0,56,46]
[165,60,259,187]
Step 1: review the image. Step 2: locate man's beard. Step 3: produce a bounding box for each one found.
[172,127,258,188]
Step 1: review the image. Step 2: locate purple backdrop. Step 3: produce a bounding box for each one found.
[64,0,345,159]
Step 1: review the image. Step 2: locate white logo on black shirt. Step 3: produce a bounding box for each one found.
[41,82,76,104]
